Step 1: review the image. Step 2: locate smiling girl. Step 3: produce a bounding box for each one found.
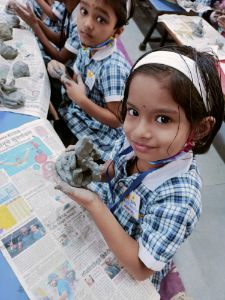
[55,45,224,291]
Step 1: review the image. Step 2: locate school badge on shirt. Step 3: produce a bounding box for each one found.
[122,192,141,220]
[85,70,95,90]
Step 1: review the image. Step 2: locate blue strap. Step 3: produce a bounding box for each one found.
[109,168,156,215]
[106,146,133,202]
[106,145,190,217]
[106,146,157,215]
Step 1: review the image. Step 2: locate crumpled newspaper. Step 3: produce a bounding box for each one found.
[177,0,211,12]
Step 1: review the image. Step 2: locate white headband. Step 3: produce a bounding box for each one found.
[134,51,207,108]
[126,0,131,19]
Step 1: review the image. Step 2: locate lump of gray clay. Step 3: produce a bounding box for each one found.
[0,22,13,41]
[12,61,30,78]
[0,41,18,60]
[5,14,20,28]
[0,79,25,108]
[5,2,16,15]
[216,39,224,50]
[0,12,20,28]
[55,137,103,187]
[192,19,204,38]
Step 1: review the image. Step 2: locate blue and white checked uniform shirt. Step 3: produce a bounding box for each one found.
[64,22,80,55]
[64,5,80,55]
[43,1,66,32]
[27,0,42,19]
[90,137,202,290]
[59,42,131,161]
[52,1,66,21]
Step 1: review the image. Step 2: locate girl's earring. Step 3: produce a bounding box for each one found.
[183,139,195,152]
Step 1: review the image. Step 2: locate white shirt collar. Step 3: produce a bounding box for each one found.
[91,42,116,61]
[121,138,193,190]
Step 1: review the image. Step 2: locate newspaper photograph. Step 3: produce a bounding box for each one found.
[0,119,160,300]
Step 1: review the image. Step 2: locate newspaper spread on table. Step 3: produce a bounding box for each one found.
[0,27,50,118]
[0,119,160,300]
[158,14,225,60]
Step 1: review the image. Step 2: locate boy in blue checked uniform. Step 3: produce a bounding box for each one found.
[55,45,224,292]
[14,0,80,64]
[47,0,135,159]
[59,43,131,160]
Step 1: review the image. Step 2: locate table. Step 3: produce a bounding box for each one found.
[0,113,34,300]
[0,3,45,300]
[0,112,37,133]
[139,0,193,50]
[158,14,225,94]
[0,252,29,300]
[158,14,225,59]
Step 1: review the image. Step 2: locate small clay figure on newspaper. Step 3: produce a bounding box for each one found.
[0,41,18,60]
[0,22,13,41]
[12,61,30,78]
[55,137,104,187]
[0,79,25,108]
[216,38,224,50]
[192,19,205,38]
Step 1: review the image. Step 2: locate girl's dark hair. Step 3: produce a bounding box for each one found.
[120,45,225,154]
[105,0,135,28]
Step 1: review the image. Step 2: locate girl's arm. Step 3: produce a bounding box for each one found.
[64,77,121,128]
[55,183,154,281]
[35,0,58,21]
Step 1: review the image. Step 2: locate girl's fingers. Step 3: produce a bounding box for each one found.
[55,181,75,195]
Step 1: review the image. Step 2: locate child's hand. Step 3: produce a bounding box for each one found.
[54,176,100,211]
[210,10,223,23]
[14,3,37,27]
[64,75,86,105]
[218,15,225,30]
[99,160,115,182]
[65,144,76,152]
[47,60,66,79]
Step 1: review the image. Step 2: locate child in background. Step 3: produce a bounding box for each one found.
[55,45,224,291]
[202,0,225,32]
[13,0,80,64]
[21,0,52,20]
[48,0,135,159]
[30,0,66,33]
